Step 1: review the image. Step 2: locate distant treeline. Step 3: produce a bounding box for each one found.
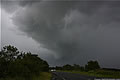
[102,68,120,71]
[51,61,120,72]
[50,60,101,71]
[0,45,49,79]
[1,45,119,80]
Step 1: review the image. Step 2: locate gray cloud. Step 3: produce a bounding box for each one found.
[2,1,120,68]
[1,0,42,13]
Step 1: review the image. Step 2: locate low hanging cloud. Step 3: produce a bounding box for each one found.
[2,0,120,68]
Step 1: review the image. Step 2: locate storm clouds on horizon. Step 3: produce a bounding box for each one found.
[1,0,120,68]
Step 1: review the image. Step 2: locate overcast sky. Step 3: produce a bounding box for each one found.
[1,0,120,68]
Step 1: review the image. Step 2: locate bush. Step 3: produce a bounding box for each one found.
[0,45,49,79]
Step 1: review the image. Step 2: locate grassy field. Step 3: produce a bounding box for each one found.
[0,72,52,80]
[59,70,120,78]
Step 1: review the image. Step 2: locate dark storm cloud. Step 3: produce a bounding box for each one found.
[2,0,120,68]
[1,0,42,13]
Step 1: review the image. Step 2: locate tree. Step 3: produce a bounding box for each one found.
[63,64,73,70]
[85,60,100,71]
[0,45,19,78]
[0,55,8,77]
[0,45,49,79]
[55,66,62,70]
[1,45,19,61]
[73,64,84,71]
[21,52,49,73]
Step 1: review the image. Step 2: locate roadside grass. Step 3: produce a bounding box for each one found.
[32,72,52,80]
[0,72,52,80]
[58,70,120,78]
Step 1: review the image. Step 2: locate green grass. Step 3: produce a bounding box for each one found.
[0,72,52,80]
[32,72,52,80]
[58,70,120,78]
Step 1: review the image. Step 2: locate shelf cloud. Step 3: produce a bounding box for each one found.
[2,0,120,68]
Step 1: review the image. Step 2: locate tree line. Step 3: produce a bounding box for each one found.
[0,45,101,79]
[0,45,49,79]
[51,60,100,71]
